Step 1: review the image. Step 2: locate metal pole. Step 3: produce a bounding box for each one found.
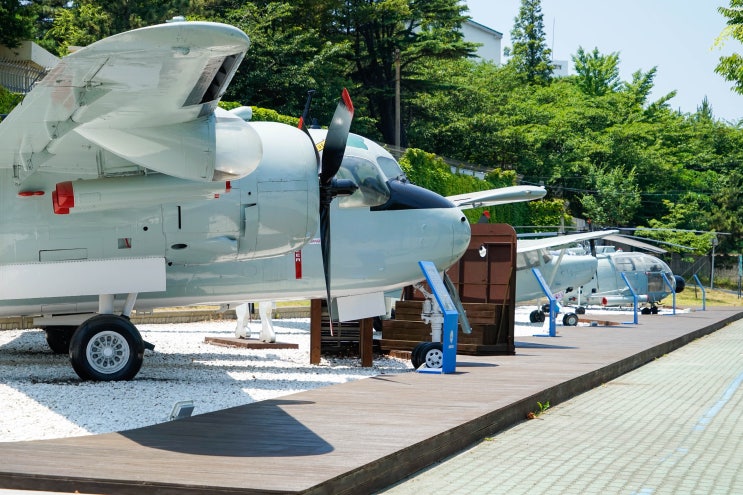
[710,236,718,289]
[394,48,401,148]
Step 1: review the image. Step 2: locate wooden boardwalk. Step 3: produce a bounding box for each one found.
[1,308,741,495]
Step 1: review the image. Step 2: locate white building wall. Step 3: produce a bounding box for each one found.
[462,20,502,64]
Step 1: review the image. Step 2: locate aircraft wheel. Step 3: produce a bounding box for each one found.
[532,310,546,323]
[411,342,427,368]
[421,342,444,369]
[529,310,541,323]
[562,313,579,326]
[69,315,145,381]
[575,306,586,315]
[641,307,652,315]
[44,326,76,354]
[651,306,659,315]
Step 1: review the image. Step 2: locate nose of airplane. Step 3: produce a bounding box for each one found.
[449,208,472,268]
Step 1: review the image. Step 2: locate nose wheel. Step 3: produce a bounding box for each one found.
[411,341,444,369]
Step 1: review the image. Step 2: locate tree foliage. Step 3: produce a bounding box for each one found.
[505,0,552,85]
[572,47,621,96]
[0,0,34,48]
[716,0,743,95]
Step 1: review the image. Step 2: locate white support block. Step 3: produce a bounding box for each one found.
[335,292,386,322]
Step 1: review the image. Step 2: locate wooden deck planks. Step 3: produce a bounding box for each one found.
[0,308,741,494]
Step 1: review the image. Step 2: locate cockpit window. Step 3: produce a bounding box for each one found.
[335,155,390,208]
[377,156,405,181]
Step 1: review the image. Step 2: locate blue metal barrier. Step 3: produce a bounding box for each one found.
[661,273,677,315]
[531,268,557,337]
[620,272,639,325]
[692,274,707,311]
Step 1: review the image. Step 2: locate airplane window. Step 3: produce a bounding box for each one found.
[647,273,663,292]
[377,156,405,181]
[335,155,390,208]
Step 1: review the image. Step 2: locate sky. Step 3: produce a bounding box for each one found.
[464,0,743,123]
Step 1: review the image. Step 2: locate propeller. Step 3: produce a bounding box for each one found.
[301,89,358,327]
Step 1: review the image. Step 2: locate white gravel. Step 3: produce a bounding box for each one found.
[0,305,686,444]
[0,318,412,443]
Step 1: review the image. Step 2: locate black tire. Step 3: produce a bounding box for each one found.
[562,313,579,326]
[529,310,541,323]
[373,316,383,333]
[575,306,586,315]
[411,342,427,368]
[651,306,659,315]
[69,314,145,381]
[44,326,76,354]
[421,342,444,369]
[641,307,652,315]
[535,311,545,323]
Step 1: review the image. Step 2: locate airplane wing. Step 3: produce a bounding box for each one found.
[447,185,546,209]
[0,21,257,182]
[517,230,620,254]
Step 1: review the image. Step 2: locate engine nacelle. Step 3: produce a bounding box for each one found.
[236,121,320,259]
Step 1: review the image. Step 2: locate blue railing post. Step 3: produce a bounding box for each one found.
[620,272,639,325]
[531,268,557,337]
[661,273,676,315]
[693,274,707,311]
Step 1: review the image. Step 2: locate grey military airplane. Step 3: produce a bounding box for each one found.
[515,230,618,302]
[0,19,545,381]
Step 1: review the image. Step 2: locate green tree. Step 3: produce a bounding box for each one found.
[715,0,743,94]
[217,2,353,125]
[579,165,641,227]
[505,0,552,85]
[335,0,476,145]
[0,0,35,48]
[572,46,621,96]
[43,2,113,54]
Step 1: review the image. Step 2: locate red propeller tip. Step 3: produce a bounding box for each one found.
[341,88,354,114]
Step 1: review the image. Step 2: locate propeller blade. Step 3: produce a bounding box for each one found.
[320,88,354,185]
[298,89,316,131]
[319,197,333,333]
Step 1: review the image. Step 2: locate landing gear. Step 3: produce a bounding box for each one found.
[562,313,579,326]
[69,314,145,381]
[43,326,76,354]
[529,310,545,323]
[411,341,443,369]
[641,305,660,315]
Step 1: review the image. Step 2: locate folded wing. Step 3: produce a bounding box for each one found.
[0,21,257,182]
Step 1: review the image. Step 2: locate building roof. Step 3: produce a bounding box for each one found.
[464,19,503,38]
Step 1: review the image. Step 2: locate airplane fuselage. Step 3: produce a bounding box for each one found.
[515,248,598,302]
[0,127,470,319]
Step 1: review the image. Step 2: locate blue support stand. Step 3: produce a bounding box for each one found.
[531,268,557,337]
[661,273,677,315]
[417,261,459,374]
[693,274,707,311]
[620,272,639,325]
